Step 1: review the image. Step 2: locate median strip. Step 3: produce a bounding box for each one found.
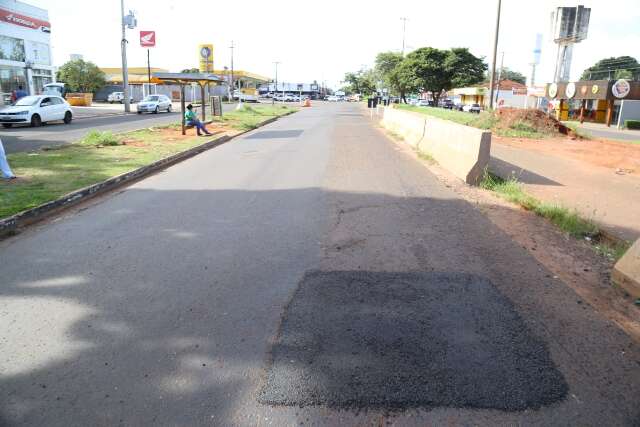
[0,105,296,237]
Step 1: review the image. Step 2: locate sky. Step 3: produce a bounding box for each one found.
[24,0,640,89]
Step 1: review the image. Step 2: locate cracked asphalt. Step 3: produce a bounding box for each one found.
[0,102,639,426]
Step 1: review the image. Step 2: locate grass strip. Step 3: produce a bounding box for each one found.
[480,171,629,261]
[1,105,296,219]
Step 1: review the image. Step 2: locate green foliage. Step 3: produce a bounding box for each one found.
[57,59,106,93]
[402,47,486,104]
[80,130,120,146]
[180,68,200,73]
[625,120,640,129]
[480,171,599,239]
[487,67,527,84]
[343,69,376,96]
[580,56,639,80]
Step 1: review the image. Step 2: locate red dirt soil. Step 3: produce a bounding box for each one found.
[494,135,640,175]
[494,108,570,135]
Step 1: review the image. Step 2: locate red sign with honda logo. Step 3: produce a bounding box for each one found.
[140,31,156,47]
[0,8,51,32]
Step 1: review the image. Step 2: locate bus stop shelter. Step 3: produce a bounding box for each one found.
[152,72,225,135]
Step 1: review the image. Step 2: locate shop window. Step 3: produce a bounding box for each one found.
[0,66,27,95]
[0,35,25,62]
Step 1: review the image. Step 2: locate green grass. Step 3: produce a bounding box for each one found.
[0,105,295,219]
[479,171,628,260]
[397,104,551,139]
[212,104,296,131]
[417,151,437,165]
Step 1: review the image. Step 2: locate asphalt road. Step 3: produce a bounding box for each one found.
[0,103,237,154]
[1,102,639,425]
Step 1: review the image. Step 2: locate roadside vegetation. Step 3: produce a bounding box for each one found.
[480,171,630,260]
[397,104,567,139]
[0,105,295,219]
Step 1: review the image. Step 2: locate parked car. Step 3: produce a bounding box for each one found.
[417,99,434,107]
[462,103,481,114]
[327,95,340,102]
[136,95,172,114]
[107,91,133,104]
[0,95,72,128]
[439,99,454,109]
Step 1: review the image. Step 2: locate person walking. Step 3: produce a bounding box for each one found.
[0,138,16,180]
[11,85,27,103]
[185,104,212,136]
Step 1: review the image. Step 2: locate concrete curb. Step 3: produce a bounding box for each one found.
[0,115,284,238]
[612,238,640,299]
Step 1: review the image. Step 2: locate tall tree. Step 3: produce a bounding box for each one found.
[487,67,527,84]
[375,51,411,101]
[343,70,376,95]
[403,47,486,105]
[580,56,639,80]
[57,59,106,93]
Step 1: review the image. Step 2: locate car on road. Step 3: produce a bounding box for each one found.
[462,103,482,114]
[107,91,133,104]
[327,95,340,102]
[0,95,72,128]
[136,95,172,114]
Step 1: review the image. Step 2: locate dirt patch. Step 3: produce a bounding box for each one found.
[382,126,640,343]
[494,135,640,175]
[494,108,571,136]
[121,139,147,147]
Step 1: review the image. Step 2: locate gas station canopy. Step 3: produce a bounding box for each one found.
[152,72,224,85]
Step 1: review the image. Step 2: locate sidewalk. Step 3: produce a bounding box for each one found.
[490,142,640,242]
[565,121,640,143]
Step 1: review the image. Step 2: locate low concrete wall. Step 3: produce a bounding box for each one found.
[612,238,640,299]
[381,107,491,184]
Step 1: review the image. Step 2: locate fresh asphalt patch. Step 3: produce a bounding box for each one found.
[259,270,568,412]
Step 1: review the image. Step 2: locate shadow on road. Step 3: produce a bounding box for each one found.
[0,187,638,425]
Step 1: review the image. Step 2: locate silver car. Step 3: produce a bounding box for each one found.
[136,95,172,114]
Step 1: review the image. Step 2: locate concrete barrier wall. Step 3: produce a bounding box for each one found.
[381,107,491,184]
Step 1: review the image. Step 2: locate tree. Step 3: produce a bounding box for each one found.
[580,56,639,80]
[343,69,376,95]
[403,47,486,105]
[57,59,106,93]
[181,68,200,73]
[375,51,412,101]
[487,67,526,84]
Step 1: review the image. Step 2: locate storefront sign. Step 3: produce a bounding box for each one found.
[139,31,155,47]
[0,8,50,32]
[547,83,558,98]
[612,79,631,99]
[198,44,214,73]
[565,82,576,98]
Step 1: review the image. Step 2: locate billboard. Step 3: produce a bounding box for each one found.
[140,31,155,48]
[551,5,590,43]
[198,44,214,73]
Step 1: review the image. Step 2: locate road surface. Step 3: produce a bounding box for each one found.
[0,103,237,154]
[1,102,638,425]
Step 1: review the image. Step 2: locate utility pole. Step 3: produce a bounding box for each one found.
[272,61,280,105]
[229,41,235,103]
[400,17,408,56]
[495,51,505,106]
[488,0,501,110]
[120,0,130,112]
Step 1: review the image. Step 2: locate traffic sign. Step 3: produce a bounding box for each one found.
[140,31,156,48]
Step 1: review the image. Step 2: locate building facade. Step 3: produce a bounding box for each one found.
[0,0,53,102]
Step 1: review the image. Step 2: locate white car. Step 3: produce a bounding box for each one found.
[0,95,72,128]
[107,91,133,104]
[136,95,172,114]
[462,103,481,114]
[327,95,340,102]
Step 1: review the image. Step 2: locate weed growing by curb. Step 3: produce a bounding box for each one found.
[81,130,120,146]
[479,171,628,261]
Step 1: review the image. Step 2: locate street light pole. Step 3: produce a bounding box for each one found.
[488,0,502,110]
[273,61,280,105]
[229,41,235,103]
[400,17,408,56]
[120,0,130,113]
